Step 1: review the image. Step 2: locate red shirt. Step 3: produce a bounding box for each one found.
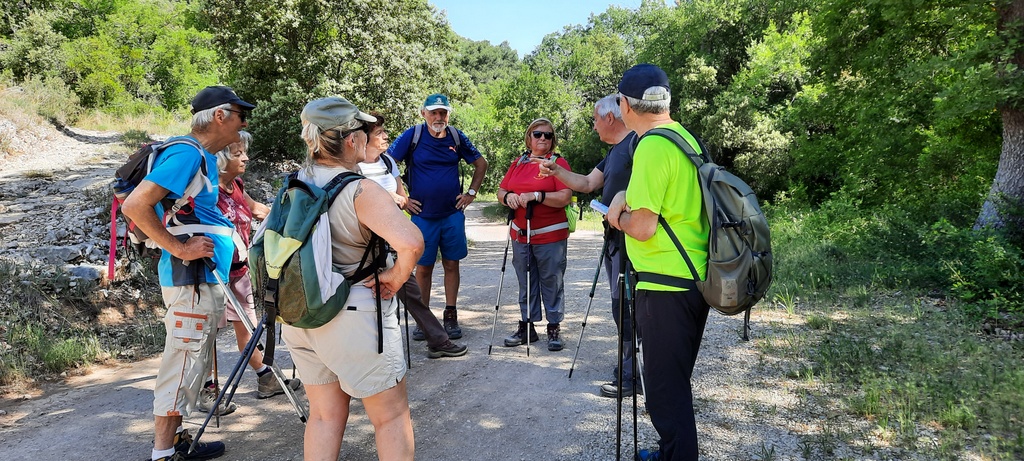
[499,153,572,244]
[217,177,253,279]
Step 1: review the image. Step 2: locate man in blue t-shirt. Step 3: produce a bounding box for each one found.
[387,93,488,339]
[122,86,254,461]
[536,94,639,399]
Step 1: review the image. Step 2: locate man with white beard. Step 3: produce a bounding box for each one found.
[387,94,488,341]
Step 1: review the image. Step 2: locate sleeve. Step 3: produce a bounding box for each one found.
[457,130,483,164]
[145,145,203,199]
[624,137,674,215]
[595,155,608,174]
[387,127,415,162]
[498,158,518,190]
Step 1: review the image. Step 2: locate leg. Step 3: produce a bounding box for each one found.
[232,320,264,370]
[153,414,183,451]
[414,264,434,307]
[362,378,415,461]
[534,240,568,324]
[302,382,352,461]
[635,290,710,461]
[441,258,460,307]
[398,276,448,348]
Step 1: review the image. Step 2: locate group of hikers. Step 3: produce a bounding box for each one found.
[122,63,712,461]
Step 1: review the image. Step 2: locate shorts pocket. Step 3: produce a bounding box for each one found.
[170,310,208,353]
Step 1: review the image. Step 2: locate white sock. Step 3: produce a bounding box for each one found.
[255,365,269,374]
[152,447,175,460]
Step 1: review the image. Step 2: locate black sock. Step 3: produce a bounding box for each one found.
[257,367,272,377]
[445,305,456,310]
[204,379,215,389]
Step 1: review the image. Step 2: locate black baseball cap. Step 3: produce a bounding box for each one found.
[190,86,256,114]
[618,64,670,100]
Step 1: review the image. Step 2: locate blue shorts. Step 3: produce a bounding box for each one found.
[412,211,468,266]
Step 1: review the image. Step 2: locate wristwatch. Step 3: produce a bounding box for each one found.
[467,189,477,197]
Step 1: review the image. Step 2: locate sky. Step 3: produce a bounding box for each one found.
[429,0,644,58]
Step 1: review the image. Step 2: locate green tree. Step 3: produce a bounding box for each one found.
[456,38,519,86]
[199,0,469,159]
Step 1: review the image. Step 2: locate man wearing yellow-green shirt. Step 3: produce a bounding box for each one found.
[608,63,711,461]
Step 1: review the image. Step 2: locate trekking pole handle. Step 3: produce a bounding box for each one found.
[525,201,535,220]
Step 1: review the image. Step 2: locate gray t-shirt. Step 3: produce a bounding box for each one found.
[595,131,637,205]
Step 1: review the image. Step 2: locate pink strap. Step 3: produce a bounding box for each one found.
[107,196,120,281]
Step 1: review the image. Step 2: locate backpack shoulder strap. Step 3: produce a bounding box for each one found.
[408,123,425,158]
[380,153,395,173]
[643,127,708,168]
[448,125,461,151]
[323,171,366,208]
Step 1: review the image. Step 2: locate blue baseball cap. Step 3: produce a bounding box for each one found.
[618,64,670,100]
[423,93,452,111]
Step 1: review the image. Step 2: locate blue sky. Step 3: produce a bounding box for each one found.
[429,0,644,57]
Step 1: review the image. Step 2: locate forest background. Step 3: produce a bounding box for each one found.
[2,0,1024,458]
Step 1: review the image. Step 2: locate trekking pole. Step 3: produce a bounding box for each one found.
[212,336,220,428]
[615,270,626,461]
[401,296,411,368]
[488,210,514,355]
[525,202,534,358]
[201,258,308,422]
[625,259,640,459]
[568,238,609,378]
[191,312,265,455]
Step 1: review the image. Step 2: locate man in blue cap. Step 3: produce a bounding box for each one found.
[123,85,254,461]
[608,64,711,461]
[387,93,488,340]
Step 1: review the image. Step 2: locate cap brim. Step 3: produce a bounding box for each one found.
[355,110,376,123]
[234,98,256,110]
[423,105,452,111]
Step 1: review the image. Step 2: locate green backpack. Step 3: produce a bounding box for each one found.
[638,128,773,317]
[249,171,387,360]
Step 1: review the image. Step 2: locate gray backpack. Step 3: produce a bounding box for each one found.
[638,128,773,318]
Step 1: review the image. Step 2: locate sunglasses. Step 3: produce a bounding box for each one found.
[531,131,554,140]
[224,108,248,122]
[340,123,371,139]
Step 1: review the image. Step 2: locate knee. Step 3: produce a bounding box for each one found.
[441,260,459,273]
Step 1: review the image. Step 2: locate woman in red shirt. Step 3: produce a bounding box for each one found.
[497,118,573,351]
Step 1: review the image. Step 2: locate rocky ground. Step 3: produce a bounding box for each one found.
[0,118,924,460]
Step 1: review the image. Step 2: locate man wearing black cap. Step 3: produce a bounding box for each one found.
[122,85,254,461]
[607,64,711,461]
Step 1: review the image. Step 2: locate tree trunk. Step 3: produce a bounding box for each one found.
[975,0,1024,235]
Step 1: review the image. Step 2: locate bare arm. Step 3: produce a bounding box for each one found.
[353,180,424,297]
[607,190,658,241]
[455,156,488,209]
[121,180,213,260]
[391,177,410,210]
[536,159,605,194]
[243,190,270,220]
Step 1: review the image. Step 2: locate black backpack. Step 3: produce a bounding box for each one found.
[635,128,773,324]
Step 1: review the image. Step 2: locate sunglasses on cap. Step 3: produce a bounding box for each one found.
[224,108,248,122]
[340,122,371,139]
[531,131,554,140]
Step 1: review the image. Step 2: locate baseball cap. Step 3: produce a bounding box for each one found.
[617,64,671,101]
[423,93,453,111]
[301,96,376,132]
[190,86,256,114]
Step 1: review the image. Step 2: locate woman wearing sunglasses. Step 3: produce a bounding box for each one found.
[496,118,573,352]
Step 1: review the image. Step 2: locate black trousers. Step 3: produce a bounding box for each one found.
[635,288,710,461]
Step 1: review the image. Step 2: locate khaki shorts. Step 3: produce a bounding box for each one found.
[153,284,225,417]
[218,274,258,329]
[282,286,406,399]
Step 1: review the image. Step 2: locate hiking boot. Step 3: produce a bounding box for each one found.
[257,373,303,399]
[196,386,236,416]
[635,448,661,461]
[547,323,563,351]
[412,326,426,341]
[427,340,468,359]
[172,428,225,460]
[503,321,539,347]
[600,381,642,398]
[443,308,463,339]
